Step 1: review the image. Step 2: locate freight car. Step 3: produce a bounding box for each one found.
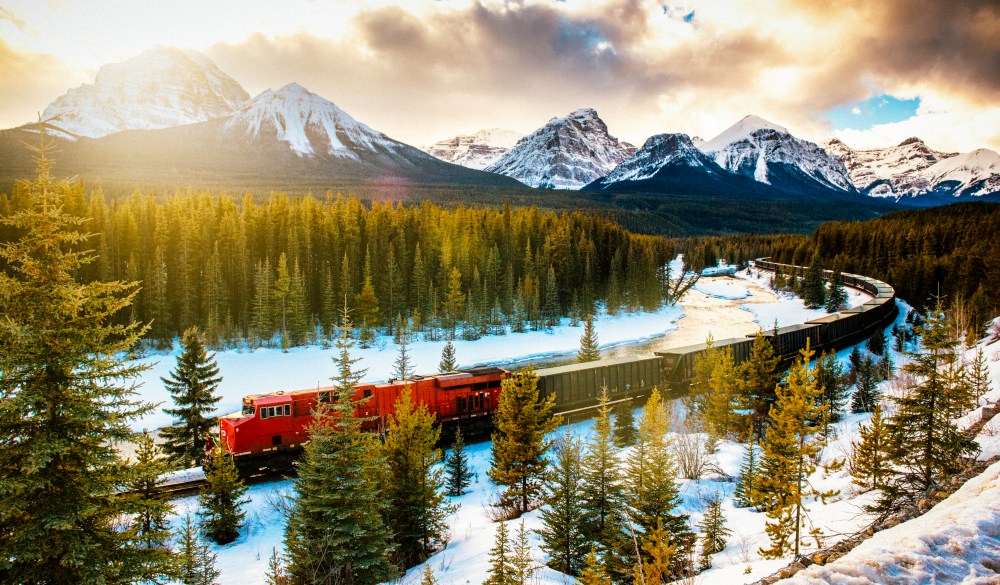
[218,260,897,474]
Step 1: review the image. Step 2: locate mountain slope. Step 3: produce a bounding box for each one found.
[919,148,1000,198]
[41,46,249,139]
[424,129,521,170]
[824,137,953,198]
[700,115,855,192]
[485,108,635,189]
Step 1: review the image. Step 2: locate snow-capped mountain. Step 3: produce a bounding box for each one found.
[699,115,855,192]
[485,108,636,189]
[223,83,406,160]
[41,46,248,139]
[918,148,1000,198]
[424,129,521,170]
[824,137,953,198]
[589,133,728,187]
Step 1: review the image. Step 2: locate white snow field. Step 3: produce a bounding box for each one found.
[693,279,751,300]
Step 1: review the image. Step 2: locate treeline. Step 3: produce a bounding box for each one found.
[0,185,678,349]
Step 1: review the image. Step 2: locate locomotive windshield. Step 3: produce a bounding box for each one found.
[242,403,255,416]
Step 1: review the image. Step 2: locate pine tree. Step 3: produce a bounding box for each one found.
[176,513,221,585]
[127,431,174,555]
[0,142,169,583]
[274,252,292,350]
[625,388,693,572]
[356,251,380,348]
[704,345,737,441]
[443,266,466,338]
[265,548,291,585]
[284,311,396,585]
[578,547,612,585]
[543,264,561,328]
[880,300,978,509]
[613,400,638,448]
[383,386,453,567]
[814,350,849,437]
[580,390,624,546]
[511,520,538,585]
[634,519,676,585]
[969,346,990,402]
[251,257,273,346]
[756,341,836,559]
[445,426,472,496]
[578,313,601,363]
[824,268,848,312]
[439,339,459,372]
[538,433,587,575]
[850,404,889,491]
[802,255,826,309]
[736,332,781,438]
[485,519,515,585]
[488,367,560,516]
[866,328,887,356]
[199,445,249,545]
[732,439,759,509]
[851,353,880,414]
[160,326,223,467]
[696,491,731,571]
[847,345,864,385]
[393,325,414,382]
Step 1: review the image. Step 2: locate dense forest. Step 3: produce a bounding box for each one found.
[0,183,680,349]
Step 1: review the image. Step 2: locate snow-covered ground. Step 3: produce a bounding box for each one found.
[693,279,751,300]
[737,268,871,329]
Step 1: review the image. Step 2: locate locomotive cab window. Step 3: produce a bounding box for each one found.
[284,404,290,416]
[260,407,268,419]
[242,404,254,416]
[364,389,372,399]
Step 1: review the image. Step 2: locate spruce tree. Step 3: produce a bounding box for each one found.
[420,565,437,585]
[851,353,880,414]
[613,400,638,448]
[284,313,396,585]
[969,346,990,402]
[578,313,601,363]
[704,345,737,441]
[580,390,624,547]
[265,548,291,585]
[199,445,249,545]
[355,255,380,348]
[850,404,889,492]
[393,325,415,382]
[578,548,612,585]
[445,426,472,496]
[847,345,864,385]
[538,433,587,575]
[274,252,292,350]
[736,332,781,438]
[696,491,731,570]
[688,335,719,417]
[127,432,174,556]
[161,326,223,467]
[485,519,515,585]
[439,339,459,372]
[824,268,848,312]
[802,255,827,309]
[176,513,221,585]
[880,301,978,509]
[814,350,849,437]
[756,342,836,559]
[511,520,538,585]
[634,519,676,585]
[732,438,760,509]
[0,142,169,583]
[383,386,453,567]
[443,266,466,339]
[488,367,560,516]
[866,328,887,356]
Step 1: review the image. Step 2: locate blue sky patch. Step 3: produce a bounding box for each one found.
[826,94,920,131]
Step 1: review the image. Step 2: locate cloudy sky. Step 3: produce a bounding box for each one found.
[2,0,998,152]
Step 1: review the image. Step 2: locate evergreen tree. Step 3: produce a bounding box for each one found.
[850,404,889,492]
[287,259,310,346]
[445,426,472,496]
[634,519,676,585]
[688,335,718,417]
[851,354,880,414]
[736,332,781,438]
[824,268,848,312]
[176,513,221,585]
[485,519,515,585]
[814,350,849,437]
[199,444,249,545]
[539,434,587,575]
[511,520,538,585]
[847,345,864,385]
[543,264,561,328]
[419,565,437,585]
[383,386,453,567]
[613,400,638,448]
[274,252,292,350]
[161,326,223,467]
[802,255,826,309]
[488,367,560,516]
[127,431,175,557]
[578,548,612,585]
[704,346,737,441]
[356,251,380,348]
[0,143,168,583]
[732,439,760,509]
[443,266,466,338]
[580,390,624,547]
[439,339,459,372]
[265,548,291,585]
[866,328,887,356]
[969,346,990,402]
[392,325,415,382]
[696,491,731,571]
[880,301,978,509]
[284,313,396,585]
[578,313,601,363]
[756,342,836,559]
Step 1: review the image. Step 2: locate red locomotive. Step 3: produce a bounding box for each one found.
[218,366,508,474]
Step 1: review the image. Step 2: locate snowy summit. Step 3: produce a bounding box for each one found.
[425,128,522,170]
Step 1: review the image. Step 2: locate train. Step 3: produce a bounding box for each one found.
[219,260,898,475]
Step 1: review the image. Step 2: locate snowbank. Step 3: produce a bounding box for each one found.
[694,280,751,300]
[777,459,1000,585]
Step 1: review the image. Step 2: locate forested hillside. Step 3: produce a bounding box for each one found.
[0,184,677,348]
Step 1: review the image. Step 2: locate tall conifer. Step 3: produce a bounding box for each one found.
[199,445,249,545]
[445,427,472,496]
[161,326,223,467]
[539,434,587,575]
[578,313,601,363]
[485,520,515,585]
[439,339,459,372]
[176,513,221,585]
[696,492,731,570]
[736,332,781,438]
[850,404,889,491]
